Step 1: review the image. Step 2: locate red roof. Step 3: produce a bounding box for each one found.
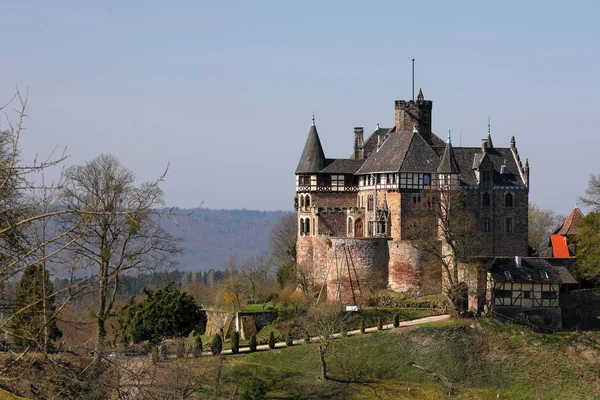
[555,207,585,237]
[550,234,571,258]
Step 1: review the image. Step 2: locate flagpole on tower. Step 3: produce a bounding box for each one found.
[412,57,415,101]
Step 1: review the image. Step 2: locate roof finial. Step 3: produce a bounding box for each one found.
[447,130,452,144]
[488,117,491,135]
[376,122,380,130]
[311,112,315,126]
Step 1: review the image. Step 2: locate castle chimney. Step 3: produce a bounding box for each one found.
[354,127,364,159]
[481,139,488,153]
[524,158,530,186]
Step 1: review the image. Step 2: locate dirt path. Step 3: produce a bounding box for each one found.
[218,314,450,355]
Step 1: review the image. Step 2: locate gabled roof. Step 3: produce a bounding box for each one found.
[451,147,526,186]
[484,257,578,284]
[296,124,326,174]
[554,207,584,236]
[437,136,460,174]
[356,131,413,174]
[400,131,441,172]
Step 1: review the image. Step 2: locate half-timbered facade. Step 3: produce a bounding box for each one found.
[486,257,578,329]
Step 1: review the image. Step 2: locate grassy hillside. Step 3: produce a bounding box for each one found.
[198,318,600,399]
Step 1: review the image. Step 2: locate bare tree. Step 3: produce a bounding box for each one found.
[270,212,298,288]
[297,303,349,381]
[579,174,600,211]
[59,154,182,356]
[405,186,480,313]
[528,202,564,257]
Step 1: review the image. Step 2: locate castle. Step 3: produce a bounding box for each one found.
[295,90,530,304]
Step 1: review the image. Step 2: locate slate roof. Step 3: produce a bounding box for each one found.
[485,257,578,284]
[358,127,393,159]
[399,131,441,172]
[453,147,526,186]
[320,158,365,174]
[356,131,413,174]
[437,140,460,174]
[554,208,584,236]
[296,124,327,174]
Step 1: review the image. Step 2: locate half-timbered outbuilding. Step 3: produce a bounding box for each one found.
[486,257,578,329]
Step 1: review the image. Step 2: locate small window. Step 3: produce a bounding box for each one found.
[495,289,512,298]
[483,218,490,232]
[482,192,491,207]
[523,291,531,299]
[305,218,311,236]
[347,217,353,235]
[482,170,490,182]
[423,174,431,186]
[541,291,558,300]
[505,218,513,233]
[505,193,514,207]
[305,195,311,210]
[411,193,422,204]
[504,271,512,280]
[541,271,549,279]
[525,274,532,281]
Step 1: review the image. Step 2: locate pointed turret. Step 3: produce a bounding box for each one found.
[437,131,460,174]
[487,117,494,148]
[296,116,326,174]
[417,88,424,102]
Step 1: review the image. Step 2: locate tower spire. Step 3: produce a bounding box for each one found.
[312,112,315,126]
[486,117,494,148]
[447,129,451,144]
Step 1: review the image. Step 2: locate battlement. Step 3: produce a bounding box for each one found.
[394,99,432,109]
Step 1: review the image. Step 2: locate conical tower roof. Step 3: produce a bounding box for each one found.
[295,118,326,174]
[437,131,460,174]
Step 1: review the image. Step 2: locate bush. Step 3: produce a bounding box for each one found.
[193,334,203,357]
[377,317,382,330]
[240,377,269,400]
[268,331,276,349]
[249,333,257,352]
[285,331,293,347]
[359,319,365,334]
[232,331,240,354]
[211,333,222,355]
[393,313,400,328]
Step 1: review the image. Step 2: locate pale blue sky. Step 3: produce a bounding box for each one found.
[1,1,598,215]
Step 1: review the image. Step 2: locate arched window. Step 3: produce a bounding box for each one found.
[482,192,491,207]
[348,217,353,236]
[313,217,316,235]
[305,195,311,211]
[505,193,514,208]
[299,195,304,210]
[305,218,311,235]
[300,218,305,236]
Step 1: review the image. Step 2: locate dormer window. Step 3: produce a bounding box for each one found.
[504,271,512,280]
[541,271,549,280]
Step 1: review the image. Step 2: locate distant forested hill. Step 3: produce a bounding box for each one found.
[156,208,290,271]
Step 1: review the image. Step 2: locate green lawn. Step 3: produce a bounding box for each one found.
[191,317,600,399]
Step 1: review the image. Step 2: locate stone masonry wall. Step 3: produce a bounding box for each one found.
[388,240,441,295]
[326,237,389,304]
